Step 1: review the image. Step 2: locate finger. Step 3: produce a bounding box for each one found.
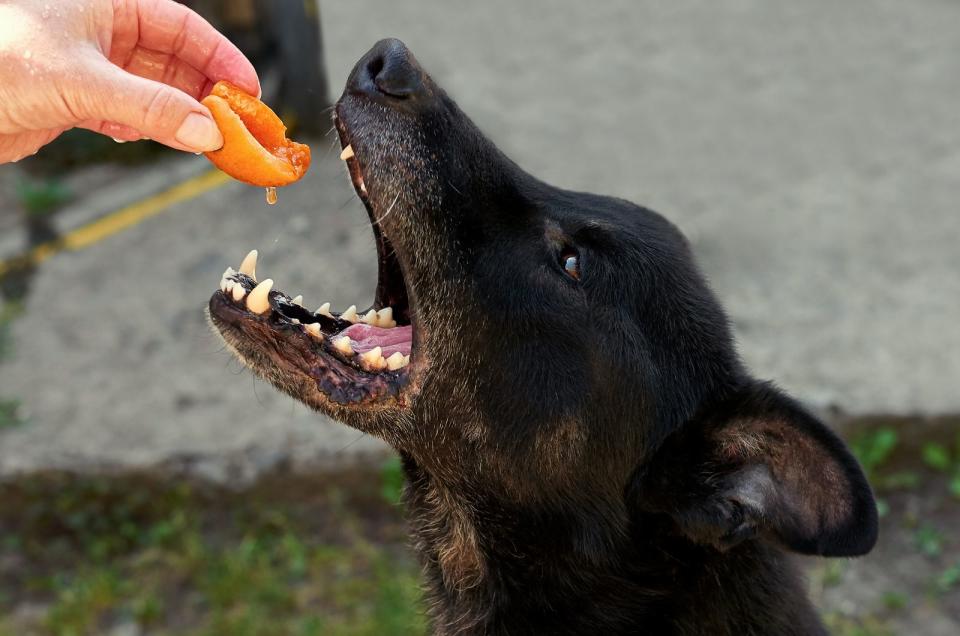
[122,46,209,100]
[80,61,223,153]
[76,121,144,142]
[0,129,65,164]
[129,0,260,96]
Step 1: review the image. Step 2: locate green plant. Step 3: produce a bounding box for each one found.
[822,612,893,636]
[880,591,907,611]
[0,399,25,430]
[913,524,944,558]
[920,438,960,500]
[15,178,72,218]
[850,427,898,478]
[381,454,405,504]
[820,560,846,587]
[922,442,951,471]
[936,562,960,594]
[0,301,24,361]
[874,470,920,491]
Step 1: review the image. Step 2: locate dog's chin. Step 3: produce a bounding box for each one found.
[207,115,423,422]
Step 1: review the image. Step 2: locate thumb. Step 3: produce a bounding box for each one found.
[83,64,223,153]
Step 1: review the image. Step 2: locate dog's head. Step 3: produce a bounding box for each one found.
[209,39,876,559]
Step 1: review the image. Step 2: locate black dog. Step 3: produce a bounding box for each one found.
[209,39,877,635]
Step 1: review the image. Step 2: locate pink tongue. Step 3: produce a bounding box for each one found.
[339,324,412,356]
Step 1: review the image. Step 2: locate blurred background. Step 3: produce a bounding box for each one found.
[1,0,958,634]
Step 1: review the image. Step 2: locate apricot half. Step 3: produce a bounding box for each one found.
[201,81,311,187]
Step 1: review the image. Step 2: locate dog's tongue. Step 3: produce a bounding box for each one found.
[339,324,412,356]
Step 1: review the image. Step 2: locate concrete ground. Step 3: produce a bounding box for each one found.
[1,0,959,475]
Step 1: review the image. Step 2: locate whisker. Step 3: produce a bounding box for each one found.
[373,191,402,226]
[336,432,369,454]
[323,134,342,160]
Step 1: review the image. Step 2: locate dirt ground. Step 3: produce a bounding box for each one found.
[0,418,957,635]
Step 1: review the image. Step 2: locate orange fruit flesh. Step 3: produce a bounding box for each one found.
[201,81,311,187]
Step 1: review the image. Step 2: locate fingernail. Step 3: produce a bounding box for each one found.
[175,112,223,151]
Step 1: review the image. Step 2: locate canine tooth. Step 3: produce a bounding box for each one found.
[377,307,395,328]
[386,351,406,370]
[360,346,386,371]
[362,309,378,325]
[305,322,322,338]
[238,249,258,280]
[291,295,303,306]
[231,282,245,302]
[340,305,358,323]
[333,336,353,355]
[246,278,273,314]
[317,302,333,318]
[403,355,410,366]
[291,318,301,325]
[340,144,354,160]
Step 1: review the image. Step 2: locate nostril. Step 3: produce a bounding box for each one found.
[366,55,385,82]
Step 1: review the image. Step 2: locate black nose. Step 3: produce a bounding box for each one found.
[347,38,426,100]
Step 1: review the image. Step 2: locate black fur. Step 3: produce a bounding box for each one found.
[212,38,878,635]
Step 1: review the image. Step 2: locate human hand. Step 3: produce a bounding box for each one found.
[0,0,260,163]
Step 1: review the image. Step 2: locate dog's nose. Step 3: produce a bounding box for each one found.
[348,38,426,100]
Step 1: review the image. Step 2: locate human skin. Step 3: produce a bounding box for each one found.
[0,0,260,163]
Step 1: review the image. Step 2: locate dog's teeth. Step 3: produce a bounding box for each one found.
[220,278,228,293]
[340,305,358,323]
[246,278,273,314]
[340,144,354,160]
[333,336,353,355]
[305,322,322,338]
[360,346,386,371]
[403,355,410,367]
[239,249,258,281]
[222,266,235,279]
[231,282,246,302]
[317,302,333,318]
[386,351,406,370]
[291,295,303,306]
[362,309,378,325]
[358,180,367,195]
[291,318,301,325]
[377,307,395,328]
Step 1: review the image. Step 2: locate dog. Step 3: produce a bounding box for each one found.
[209,38,877,635]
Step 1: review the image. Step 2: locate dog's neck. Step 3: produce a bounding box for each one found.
[402,460,826,636]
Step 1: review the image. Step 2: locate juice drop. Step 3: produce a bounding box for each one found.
[265,187,278,205]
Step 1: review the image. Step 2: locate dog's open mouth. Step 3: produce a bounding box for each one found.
[207,122,416,408]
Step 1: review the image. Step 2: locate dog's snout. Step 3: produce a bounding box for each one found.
[348,38,426,101]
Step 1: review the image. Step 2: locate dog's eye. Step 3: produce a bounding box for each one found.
[560,248,581,280]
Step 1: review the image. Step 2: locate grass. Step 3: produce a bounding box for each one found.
[15,179,72,220]
[0,400,25,431]
[0,468,426,636]
[0,302,26,430]
[821,612,895,636]
[0,302,23,362]
[921,437,960,499]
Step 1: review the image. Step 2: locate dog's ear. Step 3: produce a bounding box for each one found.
[630,383,878,557]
